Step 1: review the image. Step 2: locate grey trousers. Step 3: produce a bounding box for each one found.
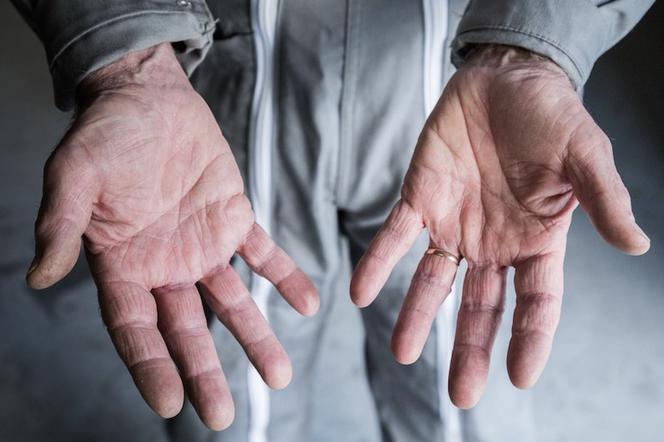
[172,1,535,441]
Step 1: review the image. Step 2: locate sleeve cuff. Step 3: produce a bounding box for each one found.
[49,2,215,110]
[451,0,612,90]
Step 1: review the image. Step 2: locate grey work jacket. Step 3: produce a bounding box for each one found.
[10,0,655,111]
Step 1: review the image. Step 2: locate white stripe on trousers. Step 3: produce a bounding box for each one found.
[247,1,280,441]
[422,0,463,441]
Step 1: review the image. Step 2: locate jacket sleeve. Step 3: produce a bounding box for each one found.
[10,0,216,110]
[451,0,655,89]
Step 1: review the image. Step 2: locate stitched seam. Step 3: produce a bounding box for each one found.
[336,0,360,206]
[49,9,210,71]
[457,25,585,81]
[335,0,350,205]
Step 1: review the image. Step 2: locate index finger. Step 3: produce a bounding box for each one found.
[350,200,423,307]
[238,223,319,316]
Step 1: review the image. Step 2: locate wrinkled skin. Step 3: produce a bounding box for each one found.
[351,45,649,408]
[27,43,319,430]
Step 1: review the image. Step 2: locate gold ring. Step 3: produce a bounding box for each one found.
[425,248,460,265]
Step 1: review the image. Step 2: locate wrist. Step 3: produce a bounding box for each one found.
[77,43,191,107]
[463,44,568,80]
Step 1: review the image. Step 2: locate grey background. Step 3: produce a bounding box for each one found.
[0,2,662,442]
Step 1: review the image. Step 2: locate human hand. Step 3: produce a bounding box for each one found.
[351,44,649,408]
[27,43,318,429]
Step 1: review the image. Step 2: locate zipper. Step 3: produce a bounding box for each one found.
[422,1,463,441]
[247,0,280,441]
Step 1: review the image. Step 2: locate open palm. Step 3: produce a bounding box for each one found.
[27,45,318,429]
[351,46,649,408]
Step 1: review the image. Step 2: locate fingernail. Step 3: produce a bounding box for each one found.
[27,256,39,277]
[636,225,651,243]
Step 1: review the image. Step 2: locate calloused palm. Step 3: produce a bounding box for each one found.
[27,44,318,430]
[351,46,649,408]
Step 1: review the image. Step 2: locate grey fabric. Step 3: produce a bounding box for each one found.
[190,0,255,187]
[10,0,216,110]
[174,1,536,441]
[452,0,656,89]
[269,2,379,441]
[10,0,655,110]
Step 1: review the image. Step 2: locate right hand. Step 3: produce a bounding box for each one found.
[27,43,319,430]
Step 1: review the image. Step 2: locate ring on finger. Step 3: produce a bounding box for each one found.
[425,247,461,265]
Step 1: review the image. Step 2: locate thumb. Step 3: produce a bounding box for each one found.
[28,150,95,289]
[565,126,649,256]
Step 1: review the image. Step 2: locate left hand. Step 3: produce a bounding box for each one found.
[350,45,649,408]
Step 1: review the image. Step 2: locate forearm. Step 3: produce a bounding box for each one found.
[78,44,191,103]
[452,0,655,89]
[462,44,564,75]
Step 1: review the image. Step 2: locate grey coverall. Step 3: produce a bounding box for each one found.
[11,0,655,441]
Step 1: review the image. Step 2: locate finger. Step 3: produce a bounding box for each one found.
[98,280,184,418]
[350,200,423,307]
[199,266,292,389]
[28,152,96,289]
[566,127,649,255]
[449,265,507,409]
[238,224,319,316]
[391,249,459,364]
[154,285,234,430]
[507,252,564,389]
